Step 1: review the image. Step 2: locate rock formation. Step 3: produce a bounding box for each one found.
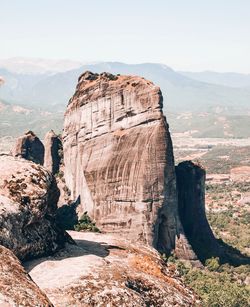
[0,245,52,306]
[63,72,178,254]
[44,130,62,175]
[176,161,220,261]
[0,154,67,260]
[0,71,229,305]
[12,130,45,164]
[25,231,199,306]
[43,130,71,207]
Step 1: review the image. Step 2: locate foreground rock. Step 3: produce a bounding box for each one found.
[44,130,62,175]
[25,231,199,306]
[0,155,67,260]
[63,72,179,254]
[12,130,45,164]
[0,245,52,306]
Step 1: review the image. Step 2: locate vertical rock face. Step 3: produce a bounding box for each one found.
[0,245,52,306]
[0,155,67,260]
[176,161,220,261]
[44,130,62,174]
[12,130,45,165]
[63,72,178,253]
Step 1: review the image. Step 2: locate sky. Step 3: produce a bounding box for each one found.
[1,0,250,73]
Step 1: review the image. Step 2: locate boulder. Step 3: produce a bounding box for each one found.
[0,154,67,260]
[0,245,52,306]
[63,72,179,254]
[12,130,45,164]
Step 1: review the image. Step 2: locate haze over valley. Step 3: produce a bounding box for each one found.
[1,58,250,143]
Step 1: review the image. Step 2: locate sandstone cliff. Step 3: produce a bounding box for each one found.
[0,245,52,306]
[63,72,178,254]
[12,130,45,164]
[0,154,67,260]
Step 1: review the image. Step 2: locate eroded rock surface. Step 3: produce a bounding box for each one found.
[0,245,52,307]
[25,231,199,307]
[44,130,62,175]
[176,161,220,261]
[63,71,178,253]
[12,130,45,164]
[0,155,67,260]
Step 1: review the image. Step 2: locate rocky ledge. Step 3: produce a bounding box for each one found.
[24,231,199,306]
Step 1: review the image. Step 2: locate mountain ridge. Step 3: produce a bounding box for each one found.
[180,70,250,88]
[1,60,250,140]
[1,61,250,114]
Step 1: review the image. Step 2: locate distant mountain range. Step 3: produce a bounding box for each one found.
[0,99,63,138]
[0,58,250,139]
[0,59,250,114]
[0,57,83,74]
[179,71,250,88]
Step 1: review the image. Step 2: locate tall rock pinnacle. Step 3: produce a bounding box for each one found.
[63,71,179,253]
[176,161,221,261]
[44,130,62,175]
[12,130,45,165]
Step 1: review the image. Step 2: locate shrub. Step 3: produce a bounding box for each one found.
[184,268,250,307]
[74,212,100,233]
[169,259,250,307]
[205,257,220,271]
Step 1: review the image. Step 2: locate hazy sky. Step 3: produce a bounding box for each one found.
[1,0,250,72]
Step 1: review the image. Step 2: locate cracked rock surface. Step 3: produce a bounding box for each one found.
[0,155,67,261]
[25,231,199,307]
[0,245,52,307]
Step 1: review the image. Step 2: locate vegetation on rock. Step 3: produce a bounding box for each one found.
[167,256,250,307]
[74,212,100,233]
[206,182,250,256]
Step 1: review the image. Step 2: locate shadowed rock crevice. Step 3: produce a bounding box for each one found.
[56,196,80,230]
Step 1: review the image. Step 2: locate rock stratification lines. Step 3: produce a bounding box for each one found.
[63,72,178,253]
